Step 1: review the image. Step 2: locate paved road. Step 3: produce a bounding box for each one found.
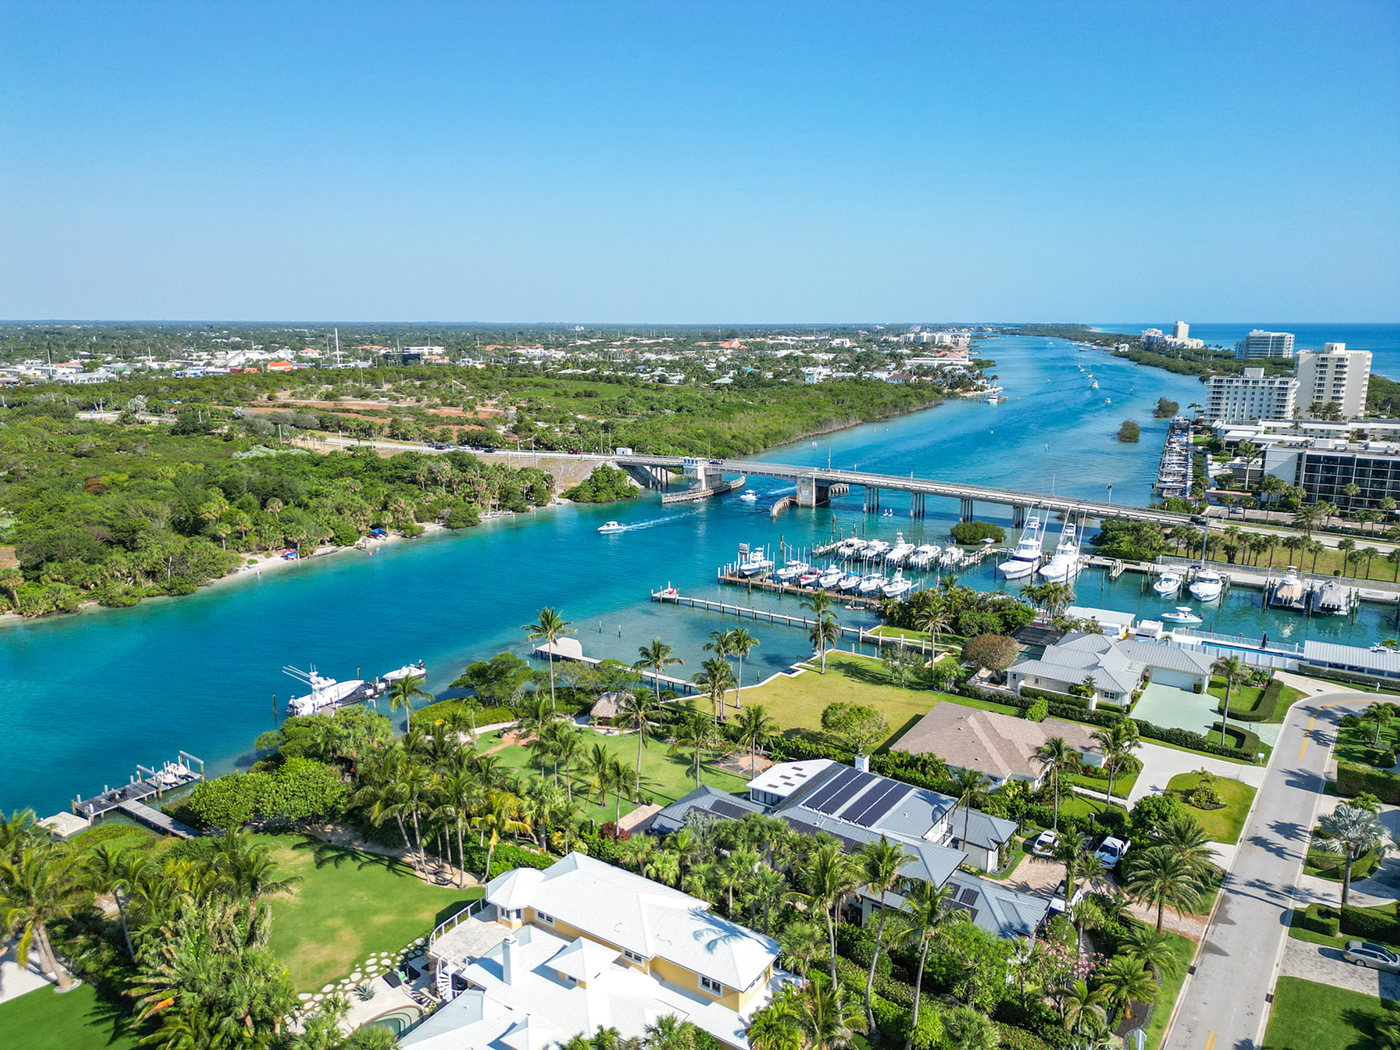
[1162,689,1374,1050]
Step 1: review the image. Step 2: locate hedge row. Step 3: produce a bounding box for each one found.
[1297,903,1341,937]
[1337,760,1400,805]
[1299,665,1397,692]
[1225,677,1285,723]
[1017,686,1092,709]
[411,699,517,729]
[1341,902,1400,945]
[1211,722,1263,758]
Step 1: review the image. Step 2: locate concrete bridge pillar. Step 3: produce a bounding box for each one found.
[864,487,880,513]
[797,476,831,508]
[1012,504,1027,528]
[960,497,974,522]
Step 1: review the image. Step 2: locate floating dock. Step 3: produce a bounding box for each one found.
[72,751,205,825]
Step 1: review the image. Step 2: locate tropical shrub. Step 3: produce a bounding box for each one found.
[950,520,1006,545]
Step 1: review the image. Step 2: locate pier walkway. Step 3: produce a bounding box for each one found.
[116,799,199,839]
[72,751,205,822]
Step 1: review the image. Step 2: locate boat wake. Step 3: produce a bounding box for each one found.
[607,510,701,532]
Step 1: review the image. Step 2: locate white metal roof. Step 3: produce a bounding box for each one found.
[746,759,840,799]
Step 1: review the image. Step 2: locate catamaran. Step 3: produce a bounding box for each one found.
[997,513,1045,579]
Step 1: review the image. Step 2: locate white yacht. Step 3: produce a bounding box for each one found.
[798,569,823,588]
[817,567,843,589]
[939,545,966,568]
[1037,519,1082,581]
[776,559,808,582]
[598,521,626,534]
[858,573,887,595]
[837,572,863,592]
[285,666,367,718]
[1188,568,1224,602]
[996,514,1044,579]
[864,540,891,561]
[886,535,915,565]
[737,549,774,577]
[380,660,427,684]
[1152,571,1182,597]
[985,392,999,404]
[882,570,914,599]
[909,544,941,569]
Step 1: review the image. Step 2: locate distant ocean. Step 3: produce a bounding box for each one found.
[1095,323,1400,378]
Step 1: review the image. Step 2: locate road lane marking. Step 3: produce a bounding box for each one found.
[1204,1033,1216,1050]
[1298,697,1375,760]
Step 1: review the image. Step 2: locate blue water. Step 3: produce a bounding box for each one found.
[1099,323,1400,378]
[3,335,1395,815]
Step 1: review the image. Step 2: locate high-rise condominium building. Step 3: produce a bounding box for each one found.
[1296,343,1371,419]
[1235,330,1296,359]
[1172,321,1189,341]
[1204,367,1298,423]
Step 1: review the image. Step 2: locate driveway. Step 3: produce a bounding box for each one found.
[1163,690,1376,1050]
[1131,682,1221,738]
[1280,937,1400,999]
[1127,740,1268,807]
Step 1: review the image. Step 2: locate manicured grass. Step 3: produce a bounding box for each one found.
[732,651,951,749]
[0,984,140,1050]
[1165,772,1257,844]
[1336,722,1400,767]
[1142,931,1197,1050]
[480,725,753,822]
[1207,676,1306,723]
[1058,793,1129,821]
[1305,840,1381,882]
[259,833,479,992]
[1263,976,1400,1050]
[1065,769,1140,799]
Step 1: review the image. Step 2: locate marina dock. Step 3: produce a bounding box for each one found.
[650,590,937,651]
[116,799,199,839]
[72,751,205,823]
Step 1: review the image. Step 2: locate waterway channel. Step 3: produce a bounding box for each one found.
[2,336,1393,815]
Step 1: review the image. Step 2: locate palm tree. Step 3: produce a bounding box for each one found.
[439,771,486,887]
[1211,655,1247,741]
[523,607,575,713]
[703,628,736,675]
[948,767,992,849]
[473,790,532,882]
[799,837,861,982]
[1123,846,1205,932]
[579,741,614,804]
[1091,718,1141,805]
[901,880,960,1050]
[778,919,823,978]
[553,728,585,801]
[801,591,839,671]
[808,614,842,674]
[1157,814,1223,883]
[668,710,717,787]
[793,981,861,1050]
[618,691,663,776]
[634,638,683,704]
[607,757,637,824]
[81,841,149,959]
[859,835,915,1032]
[388,674,433,722]
[729,628,759,708]
[1059,979,1108,1036]
[1122,925,1184,978]
[213,829,303,927]
[0,843,75,990]
[916,606,951,657]
[1033,736,1075,833]
[693,658,737,721]
[731,704,776,769]
[1318,802,1388,905]
[1098,954,1159,1024]
[1362,702,1398,747]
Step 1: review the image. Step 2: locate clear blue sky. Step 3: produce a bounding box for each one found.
[0,1,1396,322]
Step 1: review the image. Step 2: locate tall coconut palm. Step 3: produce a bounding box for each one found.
[731,704,776,769]
[799,838,861,983]
[668,709,718,787]
[212,830,303,928]
[1091,718,1141,805]
[0,843,76,990]
[82,841,149,959]
[948,767,992,850]
[618,691,663,777]
[388,673,434,724]
[692,658,737,722]
[1123,846,1205,932]
[796,981,862,1050]
[473,790,531,882]
[859,835,915,1032]
[901,880,961,1050]
[1318,803,1388,905]
[729,628,760,708]
[634,638,684,703]
[1211,655,1247,740]
[703,628,736,674]
[438,771,486,887]
[801,591,839,671]
[1033,736,1075,833]
[553,727,585,801]
[579,741,614,805]
[523,607,575,713]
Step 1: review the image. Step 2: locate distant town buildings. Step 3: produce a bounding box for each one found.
[1204,367,1299,423]
[1235,330,1296,358]
[1296,343,1371,418]
[1142,323,1205,350]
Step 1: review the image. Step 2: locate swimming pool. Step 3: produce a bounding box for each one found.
[365,1006,423,1036]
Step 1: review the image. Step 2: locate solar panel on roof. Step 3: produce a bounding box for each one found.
[798,767,857,813]
[959,887,980,905]
[846,782,914,827]
[947,900,979,925]
[837,780,899,824]
[710,800,755,820]
[811,770,880,816]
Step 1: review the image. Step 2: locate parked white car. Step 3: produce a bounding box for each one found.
[1048,879,1086,914]
[1031,830,1059,857]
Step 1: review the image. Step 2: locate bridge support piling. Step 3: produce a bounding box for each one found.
[1012,504,1027,528]
[960,497,974,522]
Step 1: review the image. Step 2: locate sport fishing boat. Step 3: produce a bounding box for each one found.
[997,513,1044,579]
[1159,606,1203,625]
[736,548,774,577]
[598,521,626,533]
[858,573,887,595]
[798,569,823,588]
[1152,570,1182,597]
[864,540,891,561]
[817,567,844,589]
[739,491,758,502]
[837,572,863,592]
[776,560,809,582]
[380,660,427,684]
[909,544,941,569]
[882,570,914,599]
[285,666,368,717]
[1037,518,1082,581]
[1271,566,1307,611]
[1188,568,1224,602]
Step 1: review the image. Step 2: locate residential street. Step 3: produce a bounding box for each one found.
[1162,689,1375,1050]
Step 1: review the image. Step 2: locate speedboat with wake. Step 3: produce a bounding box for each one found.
[739,491,758,502]
[598,521,626,534]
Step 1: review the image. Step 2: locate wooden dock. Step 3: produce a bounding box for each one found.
[116,799,199,839]
[73,751,205,823]
[712,571,888,609]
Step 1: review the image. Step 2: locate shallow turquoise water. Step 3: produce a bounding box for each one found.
[2,337,1391,815]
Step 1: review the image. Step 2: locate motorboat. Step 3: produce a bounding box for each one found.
[1037,518,1082,581]
[739,491,758,502]
[997,513,1044,578]
[909,544,941,569]
[1159,607,1203,625]
[1271,566,1307,611]
[737,549,774,577]
[837,572,863,592]
[858,573,887,595]
[598,521,626,534]
[864,539,891,560]
[798,570,823,587]
[381,660,427,684]
[285,667,367,718]
[1188,568,1224,602]
[886,536,915,565]
[776,560,809,582]
[986,393,999,404]
[1312,579,1352,615]
[940,546,966,568]
[818,567,843,589]
[882,570,914,599]
[1152,571,1182,597]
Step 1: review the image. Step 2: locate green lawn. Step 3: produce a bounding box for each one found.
[1142,931,1198,1050]
[0,984,140,1050]
[260,833,479,992]
[1165,772,1257,844]
[1336,722,1400,767]
[1065,768,1140,799]
[1263,976,1400,1050]
[1207,676,1305,723]
[481,725,753,823]
[1058,793,1129,821]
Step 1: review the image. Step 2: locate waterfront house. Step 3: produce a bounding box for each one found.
[1005,632,1213,708]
